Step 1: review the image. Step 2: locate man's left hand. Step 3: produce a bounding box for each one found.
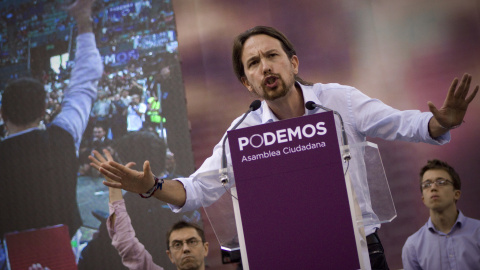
[428,73,478,137]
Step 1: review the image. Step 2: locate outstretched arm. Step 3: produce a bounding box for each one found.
[67,0,94,34]
[428,73,478,138]
[53,0,103,151]
[90,150,164,270]
[90,152,187,207]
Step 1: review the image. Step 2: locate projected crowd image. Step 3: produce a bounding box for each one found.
[1,0,197,269]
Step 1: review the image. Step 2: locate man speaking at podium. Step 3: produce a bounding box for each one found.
[95,26,478,269]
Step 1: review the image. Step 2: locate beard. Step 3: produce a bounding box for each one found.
[262,80,289,101]
[252,73,296,101]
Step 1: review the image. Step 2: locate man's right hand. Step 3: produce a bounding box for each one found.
[91,153,156,194]
[89,149,135,202]
[67,0,95,34]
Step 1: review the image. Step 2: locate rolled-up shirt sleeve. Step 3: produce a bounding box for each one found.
[107,200,164,270]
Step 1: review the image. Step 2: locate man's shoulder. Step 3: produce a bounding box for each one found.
[309,82,355,90]
[463,215,480,229]
[303,82,357,97]
[1,126,70,144]
[48,122,75,138]
[405,223,429,245]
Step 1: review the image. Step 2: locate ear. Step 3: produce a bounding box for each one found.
[454,190,461,202]
[166,250,175,264]
[291,55,299,75]
[421,194,425,204]
[241,77,253,93]
[203,242,209,257]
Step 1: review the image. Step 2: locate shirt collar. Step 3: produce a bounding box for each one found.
[456,210,466,227]
[260,82,320,124]
[4,127,40,140]
[260,101,278,124]
[427,210,465,234]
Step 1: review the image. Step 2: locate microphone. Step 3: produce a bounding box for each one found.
[305,101,351,162]
[220,100,262,184]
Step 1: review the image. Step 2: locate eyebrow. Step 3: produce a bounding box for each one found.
[245,56,259,66]
[422,177,450,182]
[171,237,198,243]
[245,49,280,65]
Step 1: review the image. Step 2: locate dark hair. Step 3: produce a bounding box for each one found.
[112,131,167,175]
[232,26,312,86]
[1,77,46,125]
[419,159,461,192]
[93,122,107,131]
[165,221,206,250]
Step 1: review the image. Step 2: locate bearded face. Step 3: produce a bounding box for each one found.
[240,34,299,101]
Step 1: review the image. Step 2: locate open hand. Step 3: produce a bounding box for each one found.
[89,149,155,194]
[428,73,478,129]
[89,149,134,184]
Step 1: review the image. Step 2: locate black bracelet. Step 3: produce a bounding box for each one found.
[139,176,164,198]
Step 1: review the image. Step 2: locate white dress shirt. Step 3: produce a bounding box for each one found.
[170,82,450,236]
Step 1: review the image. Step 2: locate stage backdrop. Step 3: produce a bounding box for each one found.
[172,0,480,269]
[1,1,196,269]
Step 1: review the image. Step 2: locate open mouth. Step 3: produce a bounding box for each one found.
[264,75,278,88]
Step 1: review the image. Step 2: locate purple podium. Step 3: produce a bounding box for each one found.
[195,112,395,269]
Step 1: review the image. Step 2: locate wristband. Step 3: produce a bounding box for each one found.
[139,176,164,198]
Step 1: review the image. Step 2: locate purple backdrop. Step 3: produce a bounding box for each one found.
[173,0,480,268]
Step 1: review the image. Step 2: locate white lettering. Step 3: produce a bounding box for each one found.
[237,122,328,151]
[238,137,249,151]
[276,129,288,143]
[287,126,302,141]
[104,54,116,65]
[241,150,281,162]
[302,124,316,138]
[316,122,327,135]
[264,132,276,146]
[250,134,263,148]
[283,142,326,154]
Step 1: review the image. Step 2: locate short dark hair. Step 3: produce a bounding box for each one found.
[419,159,461,192]
[93,123,107,131]
[166,221,206,250]
[232,26,312,86]
[1,77,46,125]
[112,131,167,175]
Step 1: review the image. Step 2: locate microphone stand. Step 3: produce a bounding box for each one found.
[305,101,351,162]
[220,100,261,184]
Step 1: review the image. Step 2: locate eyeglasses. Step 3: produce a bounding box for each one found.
[170,238,201,250]
[421,178,453,190]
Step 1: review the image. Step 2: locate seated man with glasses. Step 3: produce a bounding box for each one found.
[402,159,480,270]
[91,150,209,270]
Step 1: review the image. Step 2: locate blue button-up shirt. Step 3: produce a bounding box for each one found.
[402,211,480,270]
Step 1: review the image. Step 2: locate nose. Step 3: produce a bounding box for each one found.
[261,58,272,74]
[181,242,191,253]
